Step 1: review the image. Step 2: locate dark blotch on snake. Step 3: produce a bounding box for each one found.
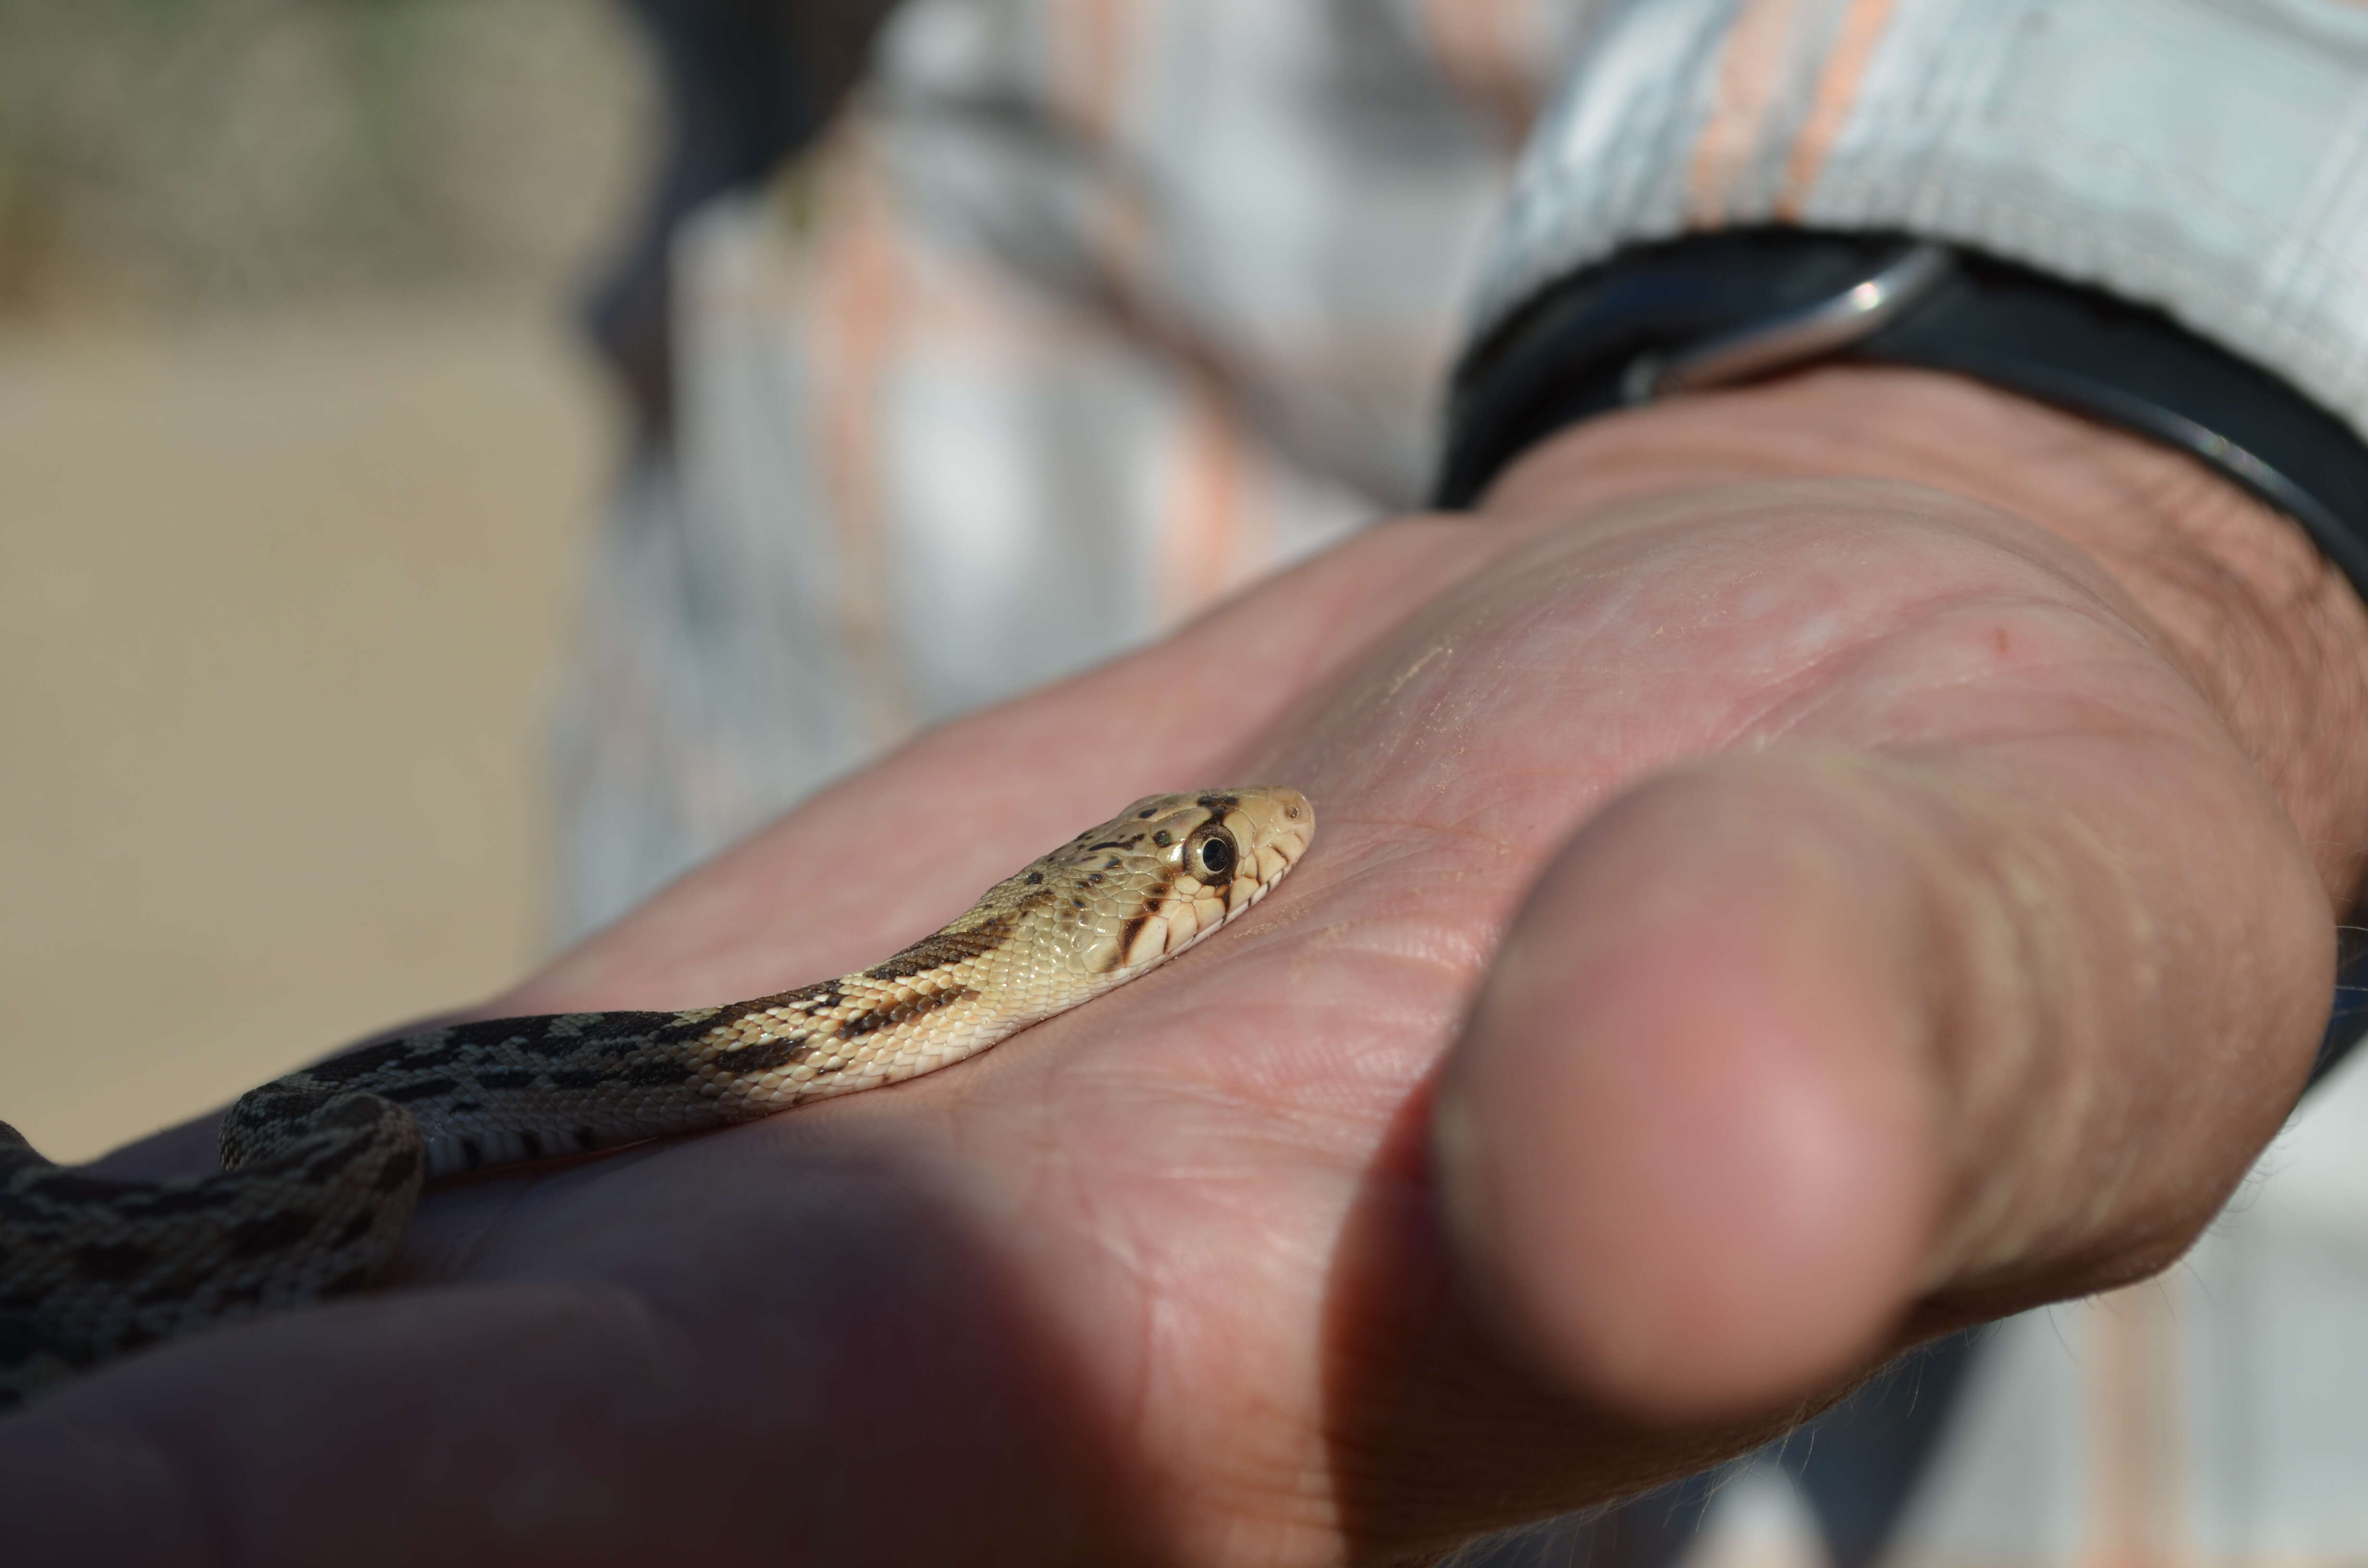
[372,1147,420,1193]
[0,1313,76,1375]
[1116,913,1151,962]
[546,1068,607,1090]
[509,1012,687,1056]
[331,1209,377,1251]
[712,1037,810,1075]
[448,1014,566,1048]
[863,916,1012,980]
[477,1068,538,1090]
[325,1095,392,1129]
[619,1058,701,1087]
[380,1078,457,1104]
[834,986,975,1041]
[566,1009,694,1046]
[303,1039,415,1082]
[123,1188,232,1220]
[304,1140,367,1184]
[15,1172,128,1207]
[69,1243,152,1284]
[226,1211,316,1259]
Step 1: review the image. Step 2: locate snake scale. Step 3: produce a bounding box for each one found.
[0,788,1311,1409]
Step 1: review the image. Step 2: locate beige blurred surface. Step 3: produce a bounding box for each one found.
[0,301,616,1161]
[0,0,645,1161]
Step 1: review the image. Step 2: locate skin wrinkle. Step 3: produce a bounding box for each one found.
[1116,1211,1311,1551]
[1924,710,2333,1282]
[1728,585,2074,749]
[384,1162,553,1288]
[2118,468,2360,827]
[1898,768,2105,1287]
[1756,612,2204,807]
[1485,367,2368,905]
[1843,728,2233,1298]
[999,999,1307,1525]
[981,1134,1170,1501]
[1956,765,2296,1288]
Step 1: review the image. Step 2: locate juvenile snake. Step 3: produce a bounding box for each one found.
[0,787,1312,1409]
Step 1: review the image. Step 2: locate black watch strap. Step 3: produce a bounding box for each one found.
[1436,229,2368,610]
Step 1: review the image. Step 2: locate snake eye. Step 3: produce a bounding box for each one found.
[1188,829,1236,882]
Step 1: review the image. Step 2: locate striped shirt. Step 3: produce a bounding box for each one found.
[555,2,2368,1557]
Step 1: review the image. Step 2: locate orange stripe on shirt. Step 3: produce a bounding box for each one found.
[809,134,916,746]
[1048,0,1133,147]
[1157,376,1248,625]
[1418,0,1547,149]
[2084,1285,2187,1568]
[1690,0,1810,225]
[1776,0,1899,218]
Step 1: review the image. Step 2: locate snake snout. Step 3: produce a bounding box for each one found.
[1221,786,1315,890]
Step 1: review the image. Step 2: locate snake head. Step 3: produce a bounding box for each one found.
[1003,786,1314,977]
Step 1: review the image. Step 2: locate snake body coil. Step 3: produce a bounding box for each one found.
[0,788,1311,1408]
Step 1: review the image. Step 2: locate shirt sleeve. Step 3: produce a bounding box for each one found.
[1472,0,2368,442]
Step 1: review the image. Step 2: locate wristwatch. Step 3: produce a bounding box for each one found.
[1438,228,2368,603]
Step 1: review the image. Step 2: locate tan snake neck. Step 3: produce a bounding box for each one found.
[0,787,1311,1409]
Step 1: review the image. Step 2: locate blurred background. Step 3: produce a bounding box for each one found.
[0,0,651,1161]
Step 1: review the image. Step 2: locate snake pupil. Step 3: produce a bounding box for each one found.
[1193,832,1235,880]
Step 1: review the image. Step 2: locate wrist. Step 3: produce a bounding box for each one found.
[1476,366,2368,907]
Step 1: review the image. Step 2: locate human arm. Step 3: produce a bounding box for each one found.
[7,362,2363,1564]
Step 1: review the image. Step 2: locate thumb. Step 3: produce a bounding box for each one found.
[1431,747,2328,1421]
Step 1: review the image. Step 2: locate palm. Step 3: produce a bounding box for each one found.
[5,449,2334,1567]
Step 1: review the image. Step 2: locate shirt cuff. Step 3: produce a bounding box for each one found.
[1474,0,2368,444]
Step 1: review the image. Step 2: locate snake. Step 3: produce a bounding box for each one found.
[0,787,1311,1410]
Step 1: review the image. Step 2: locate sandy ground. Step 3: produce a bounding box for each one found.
[0,299,612,1162]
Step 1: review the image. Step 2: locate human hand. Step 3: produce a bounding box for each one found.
[9,369,2362,1567]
